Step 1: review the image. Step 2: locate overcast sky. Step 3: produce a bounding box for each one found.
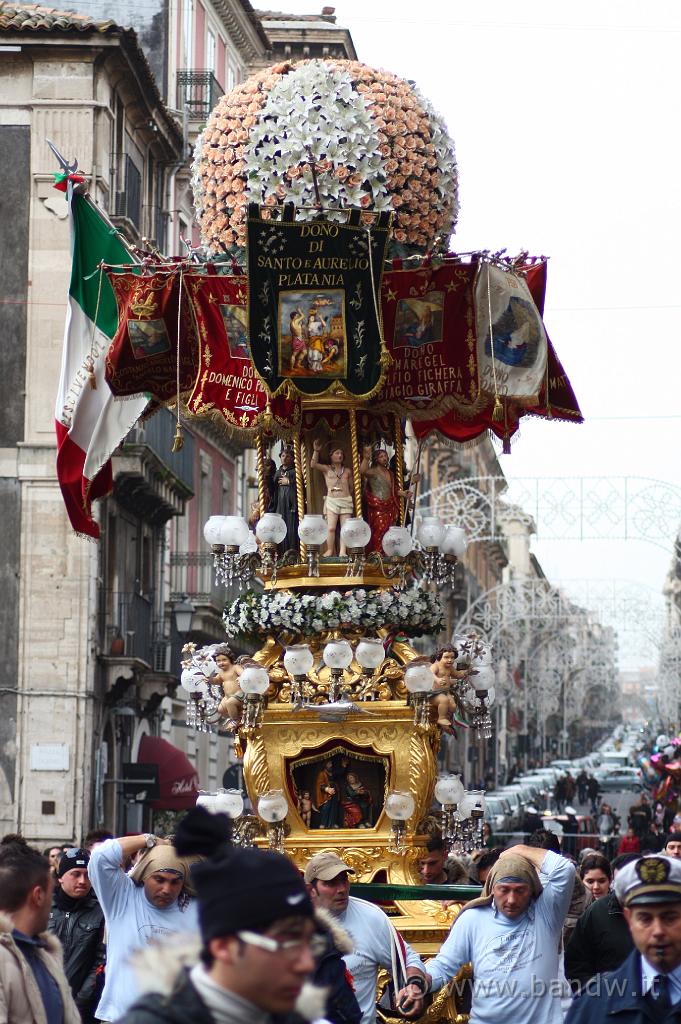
[277,0,681,668]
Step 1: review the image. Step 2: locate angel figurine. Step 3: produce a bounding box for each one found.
[430,644,470,732]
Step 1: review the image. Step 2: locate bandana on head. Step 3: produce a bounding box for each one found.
[129,845,199,894]
[460,853,543,916]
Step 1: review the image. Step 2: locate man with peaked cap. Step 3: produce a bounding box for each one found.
[48,848,104,1023]
[566,854,681,1023]
[87,833,199,1021]
[406,843,575,1024]
[121,808,326,1024]
[304,851,427,1024]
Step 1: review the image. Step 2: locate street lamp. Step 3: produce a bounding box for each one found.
[173,595,194,635]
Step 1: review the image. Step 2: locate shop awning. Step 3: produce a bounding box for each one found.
[137,735,199,811]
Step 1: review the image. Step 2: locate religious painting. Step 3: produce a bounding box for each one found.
[393,290,444,349]
[277,290,347,379]
[219,303,250,360]
[288,744,388,830]
[127,318,171,359]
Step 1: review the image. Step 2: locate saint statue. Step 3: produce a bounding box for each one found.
[310,440,354,556]
[268,445,298,554]
[360,444,417,553]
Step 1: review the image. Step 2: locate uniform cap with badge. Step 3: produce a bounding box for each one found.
[614,855,681,907]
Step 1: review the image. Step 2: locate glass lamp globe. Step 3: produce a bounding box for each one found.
[340,517,371,549]
[323,639,353,670]
[203,515,227,547]
[284,644,314,677]
[382,526,413,558]
[214,789,244,818]
[484,686,496,707]
[385,790,415,821]
[181,668,202,693]
[196,792,217,812]
[441,525,467,557]
[356,638,385,670]
[460,790,486,817]
[434,774,465,806]
[240,532,258,554]
[240,665,270,695]
[298,514,328,546]
[472,646,492,667]
[218,515,250,548]
[473,666,495,691]
[404,662,434,693]
[256,512,287,545]
[416,516,445,549]
[258,790,288,823]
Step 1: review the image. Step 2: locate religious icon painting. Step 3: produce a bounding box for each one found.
[287,744,388,831]
[127,319,171,359]
[278,290,347,379]
[474,263,548,398]
[219,303,250,360]
[393,290,444,349]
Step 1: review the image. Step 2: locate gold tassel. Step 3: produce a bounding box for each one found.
[492,396,504,422]
[171,421,184,453]
[262,402,274,432]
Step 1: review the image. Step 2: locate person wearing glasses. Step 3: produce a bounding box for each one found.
[48,848,104,1024]
[120,807,326,1024]
[87,833,199,1022]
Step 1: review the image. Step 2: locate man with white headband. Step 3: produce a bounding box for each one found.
[398,843,575,1023]
[88,833,199,1021]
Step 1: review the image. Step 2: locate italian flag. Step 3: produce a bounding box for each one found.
[55,186,147,538]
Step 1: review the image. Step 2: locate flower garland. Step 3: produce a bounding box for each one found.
[223,586,445,640]
[194,58,459,258]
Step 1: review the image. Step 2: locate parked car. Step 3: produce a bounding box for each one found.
[484,795,514,834]
[486,791,522,830]
[496,786,528,827]
[593,766,643,792]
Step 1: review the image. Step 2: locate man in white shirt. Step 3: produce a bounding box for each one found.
[88,833,199,1021]
[567,854,681,1023]
[304,852,427,1024]
[409,843,575,1024]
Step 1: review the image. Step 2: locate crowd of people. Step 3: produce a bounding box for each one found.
[3,805,681,1023]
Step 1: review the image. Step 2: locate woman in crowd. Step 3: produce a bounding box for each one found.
[579,852,612,900]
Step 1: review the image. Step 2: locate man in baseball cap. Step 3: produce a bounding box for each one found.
[304,851,426,1024]
[567,855,681,1022]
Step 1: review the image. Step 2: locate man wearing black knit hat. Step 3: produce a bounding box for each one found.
[120,808,325,1024]
[48,848,104,1024]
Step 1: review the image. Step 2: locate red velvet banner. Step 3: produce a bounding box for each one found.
[184,273,299,437]
[374,262,483,420]
[105,269,198,402]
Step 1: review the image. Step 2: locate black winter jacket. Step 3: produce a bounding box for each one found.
[313,924,361,1024]
[565,890,634,988]
[48,890,105,1019]
[120,971,310,1024]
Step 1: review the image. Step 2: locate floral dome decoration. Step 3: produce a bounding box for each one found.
[192,58,459,258]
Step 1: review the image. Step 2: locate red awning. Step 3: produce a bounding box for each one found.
[137,735,199,811]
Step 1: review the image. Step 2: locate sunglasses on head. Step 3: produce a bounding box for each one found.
[62,849,86,859]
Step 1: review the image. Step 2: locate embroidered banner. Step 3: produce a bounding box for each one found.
[246,205,391,399]
[184,272,300,437]
[374,261,483,420]
[105,269,198,402]
[474,262,547,400]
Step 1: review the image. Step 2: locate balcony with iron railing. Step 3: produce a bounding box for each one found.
[169,551,262,654]
[100,590,169,671]
[176,70,224,126]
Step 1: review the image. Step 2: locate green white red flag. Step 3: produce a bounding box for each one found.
[55,187,147,538]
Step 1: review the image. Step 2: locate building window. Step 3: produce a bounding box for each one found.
[183,0,193,67]
[227,64,235,90]
[206,28,216,72]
